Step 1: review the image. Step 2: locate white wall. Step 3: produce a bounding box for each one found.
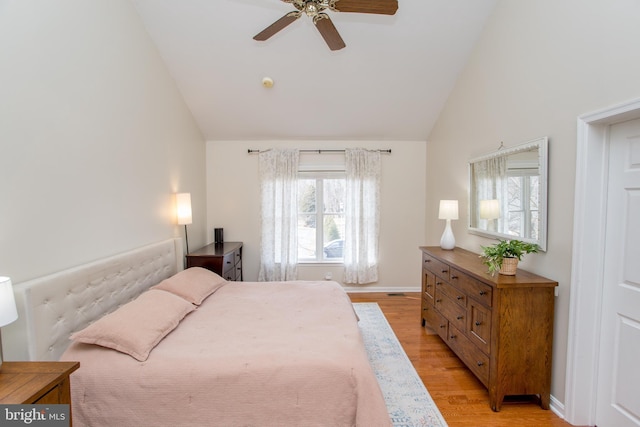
[206,140,426,290]
[0,0,206,283]
[426,0,640,410]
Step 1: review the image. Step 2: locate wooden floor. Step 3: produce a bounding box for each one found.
[348,292,575,427]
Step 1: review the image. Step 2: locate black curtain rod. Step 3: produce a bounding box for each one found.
[247,149,391,154]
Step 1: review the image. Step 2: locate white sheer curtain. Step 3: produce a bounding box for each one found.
[471,156,508,233]
[343,148,381,284]
[258,149,299,281]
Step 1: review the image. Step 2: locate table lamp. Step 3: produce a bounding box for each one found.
[439,200,459,250]
[0,277,18,369]
[479,199,500,232]
[176,193,193,254]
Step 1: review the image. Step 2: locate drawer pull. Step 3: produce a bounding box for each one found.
[456,296,463,300]
[451,275,458,279]
[479,290,487,296]
[436,299,442,303]
[450,334,457,339]
[442,269,448,273]
[475,321,482,326]
[425,259,431,262]
[439,324,446,329]
[477,361,484,367]
[436,281,442,286]
[456,315,463,320]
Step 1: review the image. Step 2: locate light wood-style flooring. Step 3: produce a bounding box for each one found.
[348,292,575,427]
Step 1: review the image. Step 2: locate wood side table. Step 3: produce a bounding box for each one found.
[0,361,79,404]
[186,242,243,281]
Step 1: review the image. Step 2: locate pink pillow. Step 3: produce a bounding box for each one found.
[70,289,195,361]
[152,267,227,305]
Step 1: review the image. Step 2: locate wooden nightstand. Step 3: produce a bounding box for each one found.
[0,361,79,404]
[186,242,243,281]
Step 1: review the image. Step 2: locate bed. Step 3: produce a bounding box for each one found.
[2,238,390,426]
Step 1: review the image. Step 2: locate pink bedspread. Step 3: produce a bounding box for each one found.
[62,281,391,426]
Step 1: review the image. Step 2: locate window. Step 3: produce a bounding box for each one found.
[506,170,539,240]
[297,172,346,262]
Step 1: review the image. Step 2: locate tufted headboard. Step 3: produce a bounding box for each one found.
[2,238,183,362]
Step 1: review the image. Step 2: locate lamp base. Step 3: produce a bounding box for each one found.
[440,220,456,250]
[0,329,4,369]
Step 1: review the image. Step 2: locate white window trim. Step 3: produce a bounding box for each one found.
[297,170,346,264]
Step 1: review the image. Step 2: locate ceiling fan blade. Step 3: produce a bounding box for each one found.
[253,12,301,41]
[332,0,398,15]
[314,14,346,51]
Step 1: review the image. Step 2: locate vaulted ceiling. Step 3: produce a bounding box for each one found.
[131,0,497,141]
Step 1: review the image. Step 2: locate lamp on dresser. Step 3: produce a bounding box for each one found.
[0,277,18,369]
[176,192,193,254]
[438,200,458,250]
[479,199,500,232]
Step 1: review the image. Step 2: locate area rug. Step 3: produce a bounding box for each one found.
[354,302,448,427]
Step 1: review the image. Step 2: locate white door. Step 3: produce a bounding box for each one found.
[596,118,640,427]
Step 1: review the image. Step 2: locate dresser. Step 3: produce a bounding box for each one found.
[0,361,79,404]
[419,246,557,411]
[186,242,243,281]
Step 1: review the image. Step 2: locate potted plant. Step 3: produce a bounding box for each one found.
[481,239,539,276]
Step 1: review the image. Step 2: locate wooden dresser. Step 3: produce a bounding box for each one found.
[186,242,243,281]
[419,246,557,411]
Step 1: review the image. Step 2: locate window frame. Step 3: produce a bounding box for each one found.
[506,168,539,240]
[297,170,346,264]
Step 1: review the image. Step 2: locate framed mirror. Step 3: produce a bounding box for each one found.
[468,137,548,251]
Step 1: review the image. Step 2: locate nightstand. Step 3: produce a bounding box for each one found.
[186,242,243,281]
[0,361,79,404]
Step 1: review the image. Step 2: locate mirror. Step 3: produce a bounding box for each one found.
[468,137,548,251]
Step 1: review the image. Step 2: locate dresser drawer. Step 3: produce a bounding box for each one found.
[468,300,492,354]
[223,252,236,272]
[435,292,466,332]
[423,253,450,280]
[232,248,242,266]
[450,268,493,307]
[437,280,467,309]
[422,269,436,304]
[447,324,490,387]
[424,304,448,342]
[223,250,244,281]
[34,378,72,404]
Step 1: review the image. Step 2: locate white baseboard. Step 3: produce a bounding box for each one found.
[549,394,566,422]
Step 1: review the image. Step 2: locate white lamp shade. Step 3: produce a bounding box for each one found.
[479,199,501,220]
[438,200,459,220]
[0,277,18,327]
[176,193,193,225]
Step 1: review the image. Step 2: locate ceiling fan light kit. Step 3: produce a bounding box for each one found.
[253,0,398,51]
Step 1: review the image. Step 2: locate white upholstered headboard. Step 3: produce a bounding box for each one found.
[2,238,183,362]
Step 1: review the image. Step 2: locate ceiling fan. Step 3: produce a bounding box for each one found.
[253,0,398,51]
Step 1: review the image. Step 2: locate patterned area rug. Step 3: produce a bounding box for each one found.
[354,302,448,427]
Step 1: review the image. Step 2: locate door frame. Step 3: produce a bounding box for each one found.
[565,97,640,426]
